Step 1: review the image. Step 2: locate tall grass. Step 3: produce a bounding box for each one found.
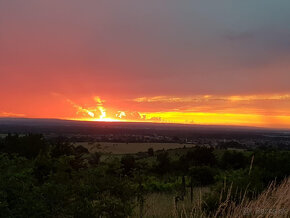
[133,177,290,217]
[221,177,290,217]
[133,187,209,218]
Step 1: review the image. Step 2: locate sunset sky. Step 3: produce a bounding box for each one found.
[1,0,290,128]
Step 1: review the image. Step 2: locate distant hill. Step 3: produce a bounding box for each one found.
[0,118,289,138]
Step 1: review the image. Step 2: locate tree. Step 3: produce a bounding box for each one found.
[2,134,46,159]
[220,151,247,170]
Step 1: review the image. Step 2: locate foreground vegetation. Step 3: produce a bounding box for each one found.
[0,134,289,217]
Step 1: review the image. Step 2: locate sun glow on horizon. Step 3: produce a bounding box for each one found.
[66,112,290,130]
[2,94,290,129]
[61,94,290,128]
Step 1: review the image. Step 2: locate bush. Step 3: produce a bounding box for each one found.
[220,151,248,170]
[143,176,180,192]
[155,152,171,174]
[121,155,136,175]
[190,166,217,186]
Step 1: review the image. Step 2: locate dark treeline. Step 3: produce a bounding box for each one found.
[0,134,290,217]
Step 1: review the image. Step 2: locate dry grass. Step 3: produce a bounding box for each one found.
[133,188,209,218]
[220,178,290,217]
[133,178,290,218]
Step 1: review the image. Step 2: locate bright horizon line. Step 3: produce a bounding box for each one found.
[1,116,290,131]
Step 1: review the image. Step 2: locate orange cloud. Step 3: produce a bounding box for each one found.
[134,94,290,103]
[0,112,25,117]
[115,111,145,121]
[66,99,95,118]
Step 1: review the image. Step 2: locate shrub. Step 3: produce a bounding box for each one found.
[190,166,217,186]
